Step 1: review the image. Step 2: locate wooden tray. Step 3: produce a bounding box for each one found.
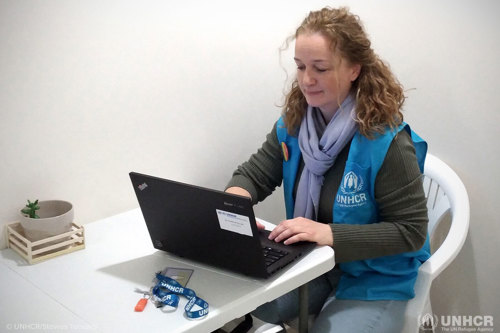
[7,222,85,264]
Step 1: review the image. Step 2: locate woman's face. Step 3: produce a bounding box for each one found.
[294,32,360,120]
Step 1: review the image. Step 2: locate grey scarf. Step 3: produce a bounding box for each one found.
[294,94,357,219]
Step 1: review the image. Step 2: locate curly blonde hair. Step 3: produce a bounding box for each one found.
[283,7,405,137]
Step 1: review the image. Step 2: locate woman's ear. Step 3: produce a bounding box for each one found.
[350,64,362,82]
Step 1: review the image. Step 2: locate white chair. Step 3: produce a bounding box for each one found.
[402,153,470,332]
[226,153,470,333]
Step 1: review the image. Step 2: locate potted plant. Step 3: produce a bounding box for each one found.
[19,199,74,242]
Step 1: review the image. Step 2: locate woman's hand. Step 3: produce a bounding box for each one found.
[225,186,251,198]
[268,217,333,246]
[225,186,265,230]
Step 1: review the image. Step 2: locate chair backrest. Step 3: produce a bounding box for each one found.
[403,154,470,333]
[420,153,470,278]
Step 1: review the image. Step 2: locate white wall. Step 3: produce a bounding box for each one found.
[1,0,499,327]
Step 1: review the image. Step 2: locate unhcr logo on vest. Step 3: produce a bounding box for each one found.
[336,170,368,208]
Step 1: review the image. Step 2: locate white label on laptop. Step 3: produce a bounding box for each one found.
[216,209,253,237]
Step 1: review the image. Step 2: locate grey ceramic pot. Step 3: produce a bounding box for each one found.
[19,200,74,242]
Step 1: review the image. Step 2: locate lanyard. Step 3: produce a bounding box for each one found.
[152,273,209,319]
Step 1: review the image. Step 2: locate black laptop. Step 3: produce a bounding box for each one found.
[130,172,316,279]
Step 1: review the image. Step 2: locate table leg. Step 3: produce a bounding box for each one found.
[298,283,308,333]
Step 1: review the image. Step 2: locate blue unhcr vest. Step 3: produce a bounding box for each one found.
[276,117,430,300]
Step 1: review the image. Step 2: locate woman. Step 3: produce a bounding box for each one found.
[226,7,429,332]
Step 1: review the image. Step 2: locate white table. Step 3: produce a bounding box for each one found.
[0,209,335,333]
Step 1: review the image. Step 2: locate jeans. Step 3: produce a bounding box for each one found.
[252,268,407,333]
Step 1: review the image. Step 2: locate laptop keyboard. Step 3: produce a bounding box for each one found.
[262,246,289,266]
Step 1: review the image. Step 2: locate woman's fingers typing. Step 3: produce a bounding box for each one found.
[268,217,333,246]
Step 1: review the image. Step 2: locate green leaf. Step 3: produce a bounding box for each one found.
[22,199,41,218]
